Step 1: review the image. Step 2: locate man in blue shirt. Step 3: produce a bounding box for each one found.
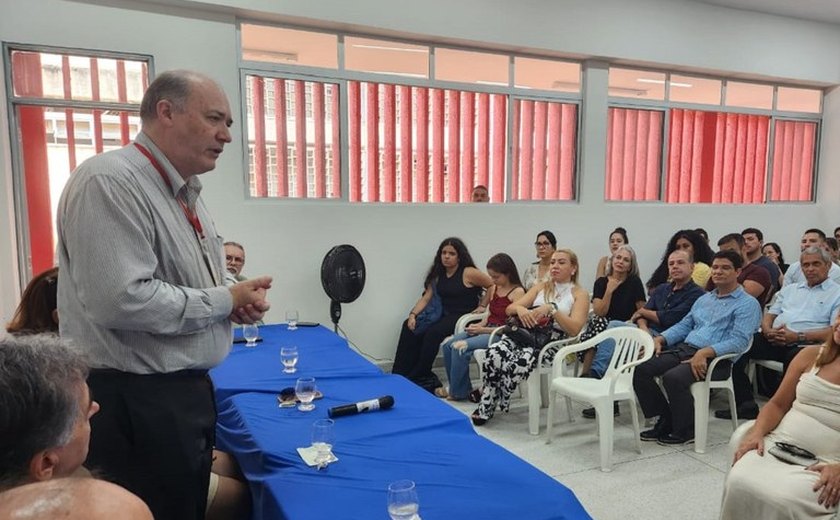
[633,250,762,446]
[719,246,840,420]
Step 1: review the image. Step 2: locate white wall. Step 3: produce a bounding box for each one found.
[1,0,838,361]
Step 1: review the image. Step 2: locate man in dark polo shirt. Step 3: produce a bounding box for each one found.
[708,233,772,307]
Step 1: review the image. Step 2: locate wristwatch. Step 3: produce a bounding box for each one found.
[797,331,806,344]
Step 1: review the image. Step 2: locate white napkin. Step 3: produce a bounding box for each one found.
[296,446,338,467]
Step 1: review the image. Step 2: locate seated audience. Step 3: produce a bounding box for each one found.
[471,250,589,425]
[523,231,557,290]
[471,184,489,203]
[440,253,525,400]
[742,228,782,292]
[827,237,840,265]
[762,242,790,274]
[647,229,715,293]
[589,249,705,379]
[393,237,492,392]
[595,227,629,279]
[785,229,840,285]
[0,478,153,520]
[721,327,840,519]
[723,246,840,420]
[0,335,98,492]
[710,233,772,307]
[6,267,58,333]
[633,251,761,445]
[224,241,247,282]
[581,245,646,377]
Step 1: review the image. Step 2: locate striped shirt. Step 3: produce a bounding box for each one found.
[56,131,233,373]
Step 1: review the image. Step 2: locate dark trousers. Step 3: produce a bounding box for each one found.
[732,332,803,405]
[392,314,461,387]
[86,370,216,520]
[633,343,732,436]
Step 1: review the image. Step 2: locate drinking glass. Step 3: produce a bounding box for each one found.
[311,418,335,468]
[387,480,419,520]
[295,377,316,412]
[280,346,299,374]
[286,310,299,331]
[242,323,259,347]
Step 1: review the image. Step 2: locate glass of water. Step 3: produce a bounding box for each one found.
[311,418,335,469]
[286,310,299,331]
[242,323,259,347]
[280,346,299,374]
[387,480,419,520]
[295,377,316,412]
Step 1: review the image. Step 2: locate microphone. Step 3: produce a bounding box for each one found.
[328,396,395,418]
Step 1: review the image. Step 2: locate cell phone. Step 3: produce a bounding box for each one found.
[297,321,320,327]
[233,337,263,344]
[768,442,817,466]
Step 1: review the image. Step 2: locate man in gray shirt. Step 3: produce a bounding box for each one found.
[57,70,271,520]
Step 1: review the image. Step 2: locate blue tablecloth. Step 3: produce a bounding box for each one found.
[212,324,382,401]
[212,325,591,520]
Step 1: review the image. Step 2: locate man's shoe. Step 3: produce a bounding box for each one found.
[640,416,671,442]
[714,402,759,420]
[581,402,620,419]
[657,432,694,446]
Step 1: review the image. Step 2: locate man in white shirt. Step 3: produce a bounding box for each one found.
[784,228,840,285]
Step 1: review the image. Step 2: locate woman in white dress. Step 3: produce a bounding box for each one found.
[721,318,840,519]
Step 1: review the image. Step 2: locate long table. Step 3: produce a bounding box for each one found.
[211,324,591,520]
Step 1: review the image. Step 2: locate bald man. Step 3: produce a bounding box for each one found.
[0,478,152,520]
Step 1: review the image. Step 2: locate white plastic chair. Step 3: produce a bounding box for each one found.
[747,359,783,394]
[690,337,753,454]
[545,328,654,472]
[526,333,581,435]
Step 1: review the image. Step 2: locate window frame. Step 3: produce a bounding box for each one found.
[3,42,153,285]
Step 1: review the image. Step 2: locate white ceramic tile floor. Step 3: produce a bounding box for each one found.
[440,379,755,520]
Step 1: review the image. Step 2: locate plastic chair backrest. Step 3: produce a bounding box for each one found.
[602,327,655,382]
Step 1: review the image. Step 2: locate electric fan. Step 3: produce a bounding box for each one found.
[320,245,366,332]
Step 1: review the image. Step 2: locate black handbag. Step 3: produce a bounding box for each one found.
[502,314,555,350]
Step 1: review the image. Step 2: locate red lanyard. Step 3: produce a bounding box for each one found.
[133,143,205,239]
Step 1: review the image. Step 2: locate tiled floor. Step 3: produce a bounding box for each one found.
[441,381,751,520]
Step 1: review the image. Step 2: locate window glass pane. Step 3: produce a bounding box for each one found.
[10,50,148,103]
[240,24,338,68]
[348,81,508,203]
[514,57,580,92]
[608,68,664,100]
[725,81,773,110]
[770,120,817,201]
[605,107,663,201]
[665,109,768,203]
[245,75,340,199]
[434,48,508,85]
[510,99,577,201]
[344,37,428,78]
[669,75,721,105]
[776,87,822,113]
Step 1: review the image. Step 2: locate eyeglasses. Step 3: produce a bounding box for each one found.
[534,241,552,247]
[226,255,244,264]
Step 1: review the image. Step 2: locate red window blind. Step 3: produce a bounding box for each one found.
[605,107,663,201]
[770,120,817,201]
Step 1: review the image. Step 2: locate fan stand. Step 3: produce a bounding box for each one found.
[330,300,342,333]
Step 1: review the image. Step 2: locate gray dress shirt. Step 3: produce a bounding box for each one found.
[57,131,233,373]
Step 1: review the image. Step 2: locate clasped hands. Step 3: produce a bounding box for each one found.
[229,276,273,324]
[763,325,796,345]
[516,305,551,328]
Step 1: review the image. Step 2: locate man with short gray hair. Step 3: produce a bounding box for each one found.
[0,335,98,492]
[721,246,840,420]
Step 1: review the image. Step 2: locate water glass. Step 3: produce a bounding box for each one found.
[311,418,335,468]
[242,323,259,347]
[280,346,299,374]
[387,480,419,520]
[286,310,299,331]
[295,377,316,412]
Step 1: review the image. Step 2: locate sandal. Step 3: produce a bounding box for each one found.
[471,411,488,426]
[434,387,449,398]
[468,389,482,404]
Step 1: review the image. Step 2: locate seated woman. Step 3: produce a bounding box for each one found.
[6,267,58,333]
[595,227,628,279]
[6,267,250,520]
[392,237,492,392]
[581,245,647,378]
[721,319,840,519]
[439,253,525,400]
[523,230,557,290]
[763,241,790,274]
[471,250,589,426]
[647,229,715,293]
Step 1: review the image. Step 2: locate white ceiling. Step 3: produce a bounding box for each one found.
[688,0,840,25]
